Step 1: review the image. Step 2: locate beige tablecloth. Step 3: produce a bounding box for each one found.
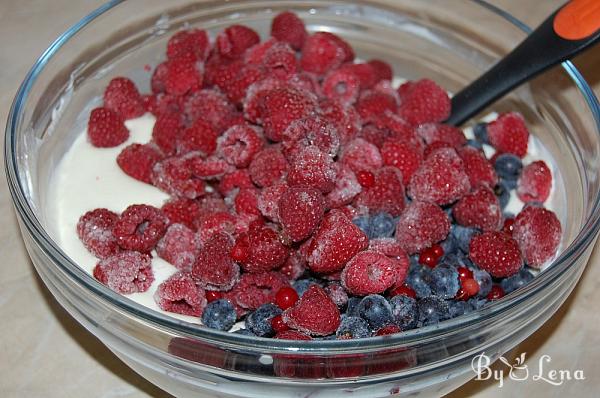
[1,1,598,397]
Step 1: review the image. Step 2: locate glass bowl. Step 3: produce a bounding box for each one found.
[5,0,600,397]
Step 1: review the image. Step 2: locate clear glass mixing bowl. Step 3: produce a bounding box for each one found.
[5,1,600,397]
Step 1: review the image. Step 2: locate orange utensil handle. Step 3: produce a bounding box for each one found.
[554,0,600,40]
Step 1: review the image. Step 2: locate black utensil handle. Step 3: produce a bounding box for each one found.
[446,0,600,126]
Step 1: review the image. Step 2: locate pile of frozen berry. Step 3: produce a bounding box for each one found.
[78,11,562,340]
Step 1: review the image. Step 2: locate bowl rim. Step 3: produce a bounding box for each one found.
[5,0,600,353]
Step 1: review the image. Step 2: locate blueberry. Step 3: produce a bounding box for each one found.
[346,296,362,317]
[369,212,396,238]
[245,303,282,337]
[405,265,432,298]
[444,250,474,268]
[500,268,534,293]
[451,224,478,253]
[201,299,237,331]
[389,295,418,330]
[233,328,255,336]
[473,269,492,297]
[336,316,371,339]
[352,216,372,237]
[468,297,489,310]
[440,235,458,259]
[417,296,450,326]
[494,181,511,209]
[293,278,320,297]
[494,153,522,181]
[448,300,471,318]
[473,122,489,144]
[356,295,394,330]
[502,177,518,190]
[429,264,460,299]
[466,138,483,149]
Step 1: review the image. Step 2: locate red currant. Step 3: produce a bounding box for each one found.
[487,285,505,300]
[205,290,222,303]
[456,266,473,282]
[375,324,401,336]
[356,170,375,188]
[271,314,289,333]
[502,218,515,235]
[419,245,442,268]
[456,278,479,300]
[388,284,416,299]
[275,286,299,310]
[431,243,444,258]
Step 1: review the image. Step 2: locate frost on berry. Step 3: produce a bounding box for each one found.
[281,285,341,336]
[151,155,206,199]
[517,160,552,203]
[326,163,361,209]
[249,146,289,188]
[278,187,326,242]
[217,124,263,168]
[287,145,337,193]
[229,272,290,311]
[156,223,201,272]
[341,251,403,296]
[512,206,561,268]
[395,201,450,255]
[93,251,154,294]
[77,208,121,259]
[340,138,383,174]
[154,272,207,317]
[192,232,240,291]
[112,204,169,253]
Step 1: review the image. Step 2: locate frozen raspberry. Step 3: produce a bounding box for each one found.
[458,146,498,188]
[324,282,348,308]
[368,238,407,260]
[218,169,254,195]
[249,146,289,187]
[151,62,169,94]
[112,204,168,252]
[318,98,361,144]
[166,29,210,61]
[307,210,369,274]
[287,146,337,193]
[395,201,450,255]
[261,41,298,80]
[233,222,289,273]
[163,58,202,96]
[156,224,200,272]
[152,111,183,156]
[356,90,398,123]
[217,124,263,168]
[278,187,326,242]
[271,11,307,50]
[416,123,466,148]
[282,285,341,336]
[275,330,313,340]
[188,155,233,180]
[192,232,240,291]
[182,89,239,132]
[93,251,154,294]
[77,208,121,259]
[487,112,529,158]
[340,138,383,174]
[198,195,229,215]
[367,59,393,82]
[282,116,340,160]
[469,231,523,277]
[117,143,163,184]
[355,167,406,216]
[245,38,278,65]
[144,93,183,116]
[161,198,201,231]
[280,250,307,281]
[512,206,561,268]
[178,118,219,156]
[326,164,362,208]
[234,187,261,217]
[339,63,378,89]
[243,77,290,123]
[151,155,205,199]
[300,32,353,76]
[154,272,207,317]
[517,160,552,203]
[371,110,421,146]
[381,139,423,185]
[87,107,129,148]
[341,251,403,296]
[195,212,237,244]
[322,68,361,105]
[103,77,145,120]
[216,25,260,59]
[213,61,266,104]
[257,182,288,221]
[408,147,471,205]
[260,87,317,142]
[453,186,502,231]
[230,272,290,310]
[397,79,451,125]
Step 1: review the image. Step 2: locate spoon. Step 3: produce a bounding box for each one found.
[446,0,600,126]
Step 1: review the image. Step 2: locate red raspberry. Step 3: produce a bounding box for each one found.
[397,79,451,125]
[217,124,263,168]
[453,186,502,231]
[307,210,369,274]
[271,11,307,50]
[281,115,340,160]
[87,107,129,148]
[103,77,145,120]
[144,93,183,116]
[512,206,561,268]
[458,146,498,188]
[367,59,393,82]
[230,271,290,310]
[356,90,398,123]
[257,182,288,221]
[318,98,361,144]
[195,212,237,244]
[280,250,307,281]
[416,123,466,148]
[423,141,453,158]
[243,77,291,123]
[249,146,289,187]
[245,38,278,65]
[178,118,219,156]
[213,61,265,104]
[260,87,317,142]
[395,201,450,255]
[341,251,404,296]
[156,224,201,272]
[218,169,254,195]
[151,155,206,199]
[517,160,552,203]
[192,232,241,291]
[354,167,406,216]
[275,330,313,340]
[340,138,383,174]
[112,204,168,252]
[261,42,298,80]
[375,325,402,336]
[161,198,201,231]
[234,187,261,217]
[163,58,202,96]
[154,272,207,317]
[182,89,239,133]
[188,155,233,180]
[469,231,523,277]
[275,286,300,310]
[282,285,341,336]
[324,282,349,308]
[368,238,406,260]
[300,32,353,76]
[93,251,154,294]
[326,164,362,208]
[381,139,423,185]
[321,68,361,105]
[278,187,326,242]
[151,62,169,94]
[338,63,378,90]
[216,25,260,59]
[152,111,183,156]
[408,147,471,205]
[487,112,529,158]
[198,195,229,215]
[117,143,163,184]
[166,29,210,61]
[233,222,289,273]
[287,146,337,193]
[77,208,121,259]
[371,110,422,148]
